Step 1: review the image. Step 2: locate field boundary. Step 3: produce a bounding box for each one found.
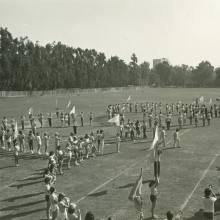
[0,86,144,97]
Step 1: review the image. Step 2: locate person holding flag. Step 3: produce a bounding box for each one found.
[128,168,144,220]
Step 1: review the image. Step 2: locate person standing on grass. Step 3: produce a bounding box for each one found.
[165,113,171,131]
[49,187,59,220]
[38,113,43,128]
[0,126,5,149]
[48,112,52,128]
[142,121,147,139]
[203,186,217,220]
[18,130,25,152]
[154,143,162,182]
[43,132,50,156]
[57,146,64,175]
[149,179,159,219]
[173,128,180,148]
[207,112,211,126]
[58,193,70,220]
[20,115,25,130]
[55,132,61,151]
[5,129,12,151]
[160,126,166,148]
[202,113,206,127]
[66,142,72,169]
[194,112,199,127]
[189,110,193,125]
[96,130,101,154]
[14,139,20,167]
[89,112,93,126]
[2,116,7,131]
[116,133,121,153]
[60,112,64,127]
[36,132,42,155]
[100,129,105,155]
[68,203,81,220]
[44,176,51,220]
[80,112,84,127]
[28,130,35,154]
[72,113,77,135]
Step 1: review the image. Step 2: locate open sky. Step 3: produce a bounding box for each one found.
[0,0,220,67]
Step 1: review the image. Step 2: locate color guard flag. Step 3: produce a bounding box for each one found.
[127,95,131,102]
[209,98,212,105]
[199,96,204,103]
[28,107,33,115]
[70,105,76,115]
[14,121,18,138]
[66,100,71,109]
[128,168,143,201]
[149,126,159,151]
[108,114,120,126]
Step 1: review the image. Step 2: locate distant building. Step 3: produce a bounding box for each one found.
[153,58,169,68]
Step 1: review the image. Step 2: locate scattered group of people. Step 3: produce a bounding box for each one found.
[1,99,220,219]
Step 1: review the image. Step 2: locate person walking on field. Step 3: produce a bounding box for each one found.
[100,130,105,155]
[89,112,93,126]
[80,112,84,127]
[173,128,180,148]
[116,133,121,153]
[207,112,211,126]
[160,126,166,148]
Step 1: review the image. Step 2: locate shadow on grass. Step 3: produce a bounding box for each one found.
[118,179,153,189]
[183,209,203,220]
[0,165,16,170]
[0,199,45,211]
[10,180,43,188]
[88,190,107,197]
[0,207,45,220]
[1,191,44,202]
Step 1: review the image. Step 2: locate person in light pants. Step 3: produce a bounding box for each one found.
[173,128,180,148]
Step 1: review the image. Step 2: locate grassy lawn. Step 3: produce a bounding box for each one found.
[0,87,220,220]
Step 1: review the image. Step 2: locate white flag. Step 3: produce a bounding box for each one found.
[127,95,131,102]
[70,105,76,115]
[108,114,120,126]
[28,107,33,115]
[66,100,71,109]
[199,96,204,103]
[14,121,18,138]
[149,126,159,151]
[209,98,212,105]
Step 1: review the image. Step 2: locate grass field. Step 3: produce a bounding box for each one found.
[1,87,220,220]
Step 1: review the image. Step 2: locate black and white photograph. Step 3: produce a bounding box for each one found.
[1,0,220,219]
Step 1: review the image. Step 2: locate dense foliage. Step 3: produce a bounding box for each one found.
[0,27,218,90]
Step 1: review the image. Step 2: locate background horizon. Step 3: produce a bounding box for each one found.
[1,0,220,67]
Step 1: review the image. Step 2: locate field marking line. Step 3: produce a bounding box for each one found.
[180,150,220,211]
[75,128,191,204]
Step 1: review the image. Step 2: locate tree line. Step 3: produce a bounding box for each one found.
[0,27,220,91]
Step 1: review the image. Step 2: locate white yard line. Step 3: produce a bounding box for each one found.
[75,128,191,204]
[180,151,220,211]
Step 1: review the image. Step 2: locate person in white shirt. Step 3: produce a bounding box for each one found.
[160,126,166,148]
[49,187,59,220]
[173,129,180,148]
[44,177,51,220]
[68,203,81,220]
[203,186,217,220]
[36,132,42,155]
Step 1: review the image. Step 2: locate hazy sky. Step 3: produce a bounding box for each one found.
[0,0,220,67]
